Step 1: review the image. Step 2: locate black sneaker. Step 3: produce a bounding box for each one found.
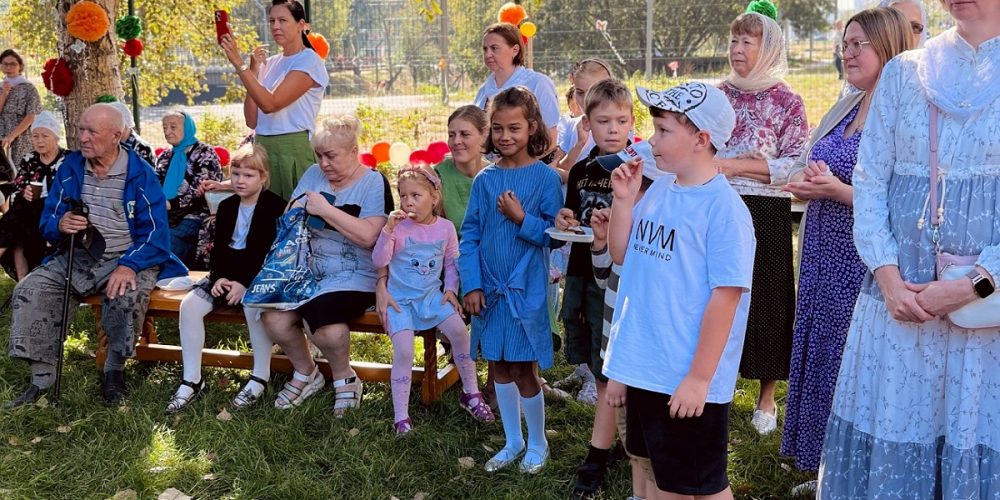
[2,384,45,409]
[101,370,128,406]
[570,460,607,500]
[608,440,627,465]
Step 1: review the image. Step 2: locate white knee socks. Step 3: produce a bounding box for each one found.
[521,390,548,453]
[179,291,213,384]
[495,381,525,453]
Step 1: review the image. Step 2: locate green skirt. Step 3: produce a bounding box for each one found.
[256,131,315,200]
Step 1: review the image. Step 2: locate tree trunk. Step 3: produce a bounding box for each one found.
[57,0,124,148]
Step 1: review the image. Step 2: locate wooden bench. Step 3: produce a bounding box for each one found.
[85,272,460,404]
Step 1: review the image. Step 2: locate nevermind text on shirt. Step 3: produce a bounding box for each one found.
[632,218,675,262]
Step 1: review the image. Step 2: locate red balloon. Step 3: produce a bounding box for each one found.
[371,142,391,163]
[409,149,430,165]
[426,141,450,164]
[359,152,378,169]
[213,146,231,167]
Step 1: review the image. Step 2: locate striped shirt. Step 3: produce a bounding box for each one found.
[591,244,620,359]
[82,150,132,255]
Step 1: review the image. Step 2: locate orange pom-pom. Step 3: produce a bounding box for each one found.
[66,1,111,43]
[307,32,330,60]
[497,2,527,26]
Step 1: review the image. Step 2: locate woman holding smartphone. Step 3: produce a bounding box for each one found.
[219,0,329,199]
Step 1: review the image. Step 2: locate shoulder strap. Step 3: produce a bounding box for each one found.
[929,105,940,226]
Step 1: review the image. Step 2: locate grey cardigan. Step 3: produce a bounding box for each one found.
[789,90,867,178]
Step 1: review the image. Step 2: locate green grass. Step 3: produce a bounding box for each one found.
[0,274,814,499]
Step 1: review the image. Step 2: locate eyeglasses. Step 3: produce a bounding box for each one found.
[841,40,872,57]
[0,62,19,67]
[910,21,924,36]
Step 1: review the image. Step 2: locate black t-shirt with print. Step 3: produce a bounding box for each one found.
[564,146,613,277]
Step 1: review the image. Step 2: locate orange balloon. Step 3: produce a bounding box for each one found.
[371,142,391,163]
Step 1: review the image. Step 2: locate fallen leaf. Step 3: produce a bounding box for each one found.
[217,378,231,389]
[30,437,42,444]
[7,436,19,446]
[148,466,167,474]
[545,429,558,439]
[780,463,791,471]
[172,415,181,425]
[111,489,138,500]
[390,497,401,500]
[118,405,130,413]
[481,444,495,453]
[216,408,233,422]
[413,493,428,500]
[22,450,31,455]
[204,452,217,463]
[157,488,191,500]
[348,428,360,437]
[202,473,217,481]
[34,395,48,408]
[56,425,72,434]
[457,456,475,469]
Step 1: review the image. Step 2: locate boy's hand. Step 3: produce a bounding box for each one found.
[496,191,525,225]
[384,209,409,233]
[606,379,626,407]
[463,290,486,316]
[668,375,710,418]
[611,159,643,202]
[590,208,610,241]
[442,290,464,317]
[555,208,579,231]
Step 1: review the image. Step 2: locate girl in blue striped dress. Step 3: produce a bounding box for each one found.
[459,86,563,474]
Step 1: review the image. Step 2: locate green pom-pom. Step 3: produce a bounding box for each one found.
[96,94,118,103]
[746,0,778,21]
[115,15,142,41]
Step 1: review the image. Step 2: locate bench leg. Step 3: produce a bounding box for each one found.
[94,305,107,369]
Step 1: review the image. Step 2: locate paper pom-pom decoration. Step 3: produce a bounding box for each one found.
[409,150,431,165]
[306,33,330,60]
[426,141,450,164]
[359,153,378,169]
[371,142,391,163]
[115,15,142,41]
[497,2,527,26]
[213,146,231,167]
[42,58,74,97]
[96,94,118,103]
[66,1,111,43]
[746,0,778,21]
[155,147,165,157]
[388,142,412,166]
[123,39,143,57]
[520,21,537,38]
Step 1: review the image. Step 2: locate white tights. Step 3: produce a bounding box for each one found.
[178,290,272,385]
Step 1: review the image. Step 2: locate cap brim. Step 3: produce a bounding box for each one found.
[636,86,682,113]
[595,153,625,172]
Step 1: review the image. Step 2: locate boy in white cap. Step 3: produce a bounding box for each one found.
[602,81,756,499]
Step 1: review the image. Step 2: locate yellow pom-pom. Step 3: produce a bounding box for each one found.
[66,1,111,43]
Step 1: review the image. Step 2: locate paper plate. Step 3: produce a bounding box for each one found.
[546,226,594,243]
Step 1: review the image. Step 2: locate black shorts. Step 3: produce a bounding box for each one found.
[625,386,731,496]
[296,291,375,331]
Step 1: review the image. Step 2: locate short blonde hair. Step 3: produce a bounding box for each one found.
[846,7,914,68]
[230,143,270,187]
[311,114,361,151]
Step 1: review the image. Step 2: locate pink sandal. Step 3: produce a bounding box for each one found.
[459,392,495,422]
[394,418,413,437]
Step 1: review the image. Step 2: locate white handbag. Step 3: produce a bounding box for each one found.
[926,105,1000,329]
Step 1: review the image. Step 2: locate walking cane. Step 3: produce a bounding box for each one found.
[52,202,88,406]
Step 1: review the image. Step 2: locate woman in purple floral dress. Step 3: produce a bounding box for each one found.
[781,7,913,481]
[154,111,222,269]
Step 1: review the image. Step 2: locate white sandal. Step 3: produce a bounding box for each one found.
[330,371,363,418]
[274,365,324,410]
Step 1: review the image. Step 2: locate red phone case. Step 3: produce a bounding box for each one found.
[214,10,230,44]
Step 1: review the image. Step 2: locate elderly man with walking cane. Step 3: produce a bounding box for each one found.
[3,103,186,408]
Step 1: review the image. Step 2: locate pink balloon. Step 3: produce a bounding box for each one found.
[359,152,378,169]
[409,149,431,165]
[426,141,450,164]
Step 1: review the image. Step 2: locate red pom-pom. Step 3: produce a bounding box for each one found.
[155,147,165,157]
[426,141,450,164]
[123,38,143,57]
[359,152,378,169]
[409,149,431,165]
[497,2,527,25]
[41,58,74,97]
[213,146,231,167]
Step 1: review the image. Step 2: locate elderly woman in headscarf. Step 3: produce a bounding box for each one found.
[714,7,810,436]
[110,101,154,167]
[0,111,66,279]
[153,110,222,268]
[880,0,930,47]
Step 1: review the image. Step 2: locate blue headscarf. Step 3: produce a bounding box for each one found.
[163,112,197,199]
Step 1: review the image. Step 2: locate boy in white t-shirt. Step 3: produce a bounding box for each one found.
[603,82,756,499]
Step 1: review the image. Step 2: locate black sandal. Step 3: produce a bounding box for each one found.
[165,379,205,414]
[231,375,268,410]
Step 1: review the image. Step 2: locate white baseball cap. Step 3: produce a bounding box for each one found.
[635,82,735,151]
[110,101,135,130]
[594,140,670,182]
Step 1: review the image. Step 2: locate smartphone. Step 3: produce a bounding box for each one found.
[214,10,230,44]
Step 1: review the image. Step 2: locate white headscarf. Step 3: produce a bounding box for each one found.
[110,101,135,130]
[726,12,789,93]
[30,111,62,139]
[880,0,929,47]
[918,28,1000,121]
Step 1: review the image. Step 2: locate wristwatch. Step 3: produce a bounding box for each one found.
[236,62,249,73]
[966,270,995,298]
